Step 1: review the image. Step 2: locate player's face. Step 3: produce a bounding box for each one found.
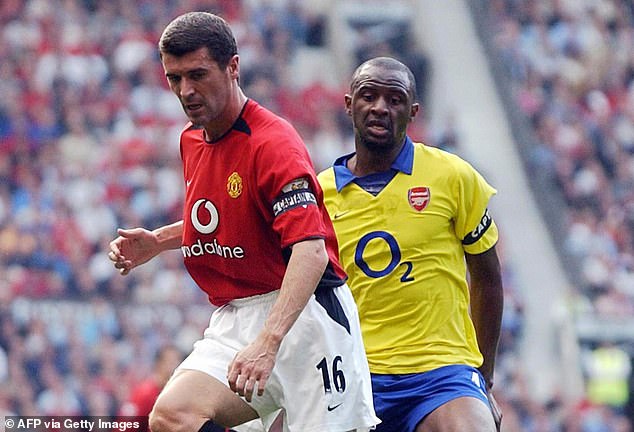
[346,65,418,152]
[162,47,236,128]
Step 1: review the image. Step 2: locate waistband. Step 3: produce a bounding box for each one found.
[228,289,280,308]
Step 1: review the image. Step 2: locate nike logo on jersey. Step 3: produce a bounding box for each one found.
[186,179,192,187]
[333,211,349,220]
[327,403,342,411]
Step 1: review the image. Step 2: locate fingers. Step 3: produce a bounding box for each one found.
[108,250,132,275]
[109,239,122,258]
[107,250,119,262]
[239,377,258,402]
[227,361,239,392]
[227,358,269,402]
[108,234,132,275]
[117,227,136,238]
[109,228,134,258]
[487,392,502,432]
[118,265,131,276]
[109,228,140,259]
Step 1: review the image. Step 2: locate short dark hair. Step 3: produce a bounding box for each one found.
[158,12,238,70]
[351,56,417,101]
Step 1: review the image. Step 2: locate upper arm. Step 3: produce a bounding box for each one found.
[465,247,502,286]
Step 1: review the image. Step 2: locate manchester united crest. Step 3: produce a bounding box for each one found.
[408,187,430,212]
[227,172,243,198]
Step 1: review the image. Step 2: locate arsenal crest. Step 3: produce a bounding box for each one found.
[408,187,430,211]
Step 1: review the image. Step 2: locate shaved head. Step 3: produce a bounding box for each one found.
[350,57,417,101]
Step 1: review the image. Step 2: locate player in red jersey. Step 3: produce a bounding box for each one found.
[120,346,183,419]
[108,11,378,432]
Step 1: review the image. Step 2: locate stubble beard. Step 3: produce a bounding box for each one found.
[358,133,396,155]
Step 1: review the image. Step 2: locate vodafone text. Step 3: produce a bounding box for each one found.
[181,237,245,259]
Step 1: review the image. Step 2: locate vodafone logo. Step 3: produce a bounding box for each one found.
[183,198,245,259]
[191,199,219,234]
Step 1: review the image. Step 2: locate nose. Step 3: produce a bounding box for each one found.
[179,77,195,99]
[370,96,389,114]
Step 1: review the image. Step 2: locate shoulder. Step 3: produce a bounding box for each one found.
[317,167,337,197]
[317,167,335,184]
[245,102,306,156]
[248,101,300,140]
[413,141,462,163]
[180,121,199,135]
[413,141,479,176]
[180,122,204,144]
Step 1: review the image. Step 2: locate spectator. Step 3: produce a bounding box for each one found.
[0,1,523,429]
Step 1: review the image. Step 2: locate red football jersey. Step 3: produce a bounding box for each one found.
[127,378,161,416]
[179,99,346,306]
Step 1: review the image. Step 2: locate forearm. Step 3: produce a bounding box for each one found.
[471,279,503,386]
[227,239,329,401]
[467,249,504,388]
[261,239,328,346]
[153,220,184,251]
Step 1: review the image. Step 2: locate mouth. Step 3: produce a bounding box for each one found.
[185,102,204,114]
[366,119,390,135]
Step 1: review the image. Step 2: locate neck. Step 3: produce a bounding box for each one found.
[350,138,405,176]
[204,88,248,142]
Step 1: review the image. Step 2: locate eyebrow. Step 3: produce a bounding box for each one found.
[357,82,409,94]
[166,67,207,77]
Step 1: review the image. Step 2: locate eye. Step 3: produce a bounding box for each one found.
[360,91,374,101]
[391,95,404,105]
[190,71,206,81]
[166,75,180,85]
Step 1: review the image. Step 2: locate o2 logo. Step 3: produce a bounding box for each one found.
[354,231,414,282]
[191,199,219,234]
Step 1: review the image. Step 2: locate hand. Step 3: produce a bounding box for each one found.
[487,391,502,432]
[108,228,159,275]
[227,335,280,402]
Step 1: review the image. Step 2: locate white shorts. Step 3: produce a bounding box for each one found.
[177,285,379,432]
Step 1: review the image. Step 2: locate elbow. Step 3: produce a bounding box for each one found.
[296,239,329,272]
[312,240,329,271]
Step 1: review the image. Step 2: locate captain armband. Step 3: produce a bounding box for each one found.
[462,208,493,245]
[272,177,317,217]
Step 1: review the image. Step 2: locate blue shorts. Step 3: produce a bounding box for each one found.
[371,365,490,432]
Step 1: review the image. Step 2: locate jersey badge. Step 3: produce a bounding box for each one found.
[273,177,317,217]
[282,178,310,192]
[408,187,430,212]
[227,172,243,198]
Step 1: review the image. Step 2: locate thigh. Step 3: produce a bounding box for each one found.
[155,369,258,428]
[372,365,493,432]
[166,301,276,427]
[274,285,379,431]
[416,396,495,432]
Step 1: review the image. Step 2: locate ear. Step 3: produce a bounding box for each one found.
[409,103,420,122]
[344,94,352,116]
[228,54,240,79]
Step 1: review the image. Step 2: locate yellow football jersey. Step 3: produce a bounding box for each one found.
[318,138,498,374]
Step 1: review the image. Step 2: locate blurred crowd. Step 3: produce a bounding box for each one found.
[0,0,628,431]
[489,0,634,320]
[485,0,634,430]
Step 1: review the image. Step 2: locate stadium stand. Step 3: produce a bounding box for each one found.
[0,0,631,430]
[470,0,634,429]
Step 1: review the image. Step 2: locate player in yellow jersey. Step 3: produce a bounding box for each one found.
[318,57,503,432]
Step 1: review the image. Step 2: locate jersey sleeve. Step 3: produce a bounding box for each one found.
[254,126,328,248]
[452,159,499,255]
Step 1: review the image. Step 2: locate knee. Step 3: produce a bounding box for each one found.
[150,402,197,432]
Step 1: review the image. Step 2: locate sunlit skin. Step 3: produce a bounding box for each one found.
[344,64,420,176]
[161,47,247,142]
